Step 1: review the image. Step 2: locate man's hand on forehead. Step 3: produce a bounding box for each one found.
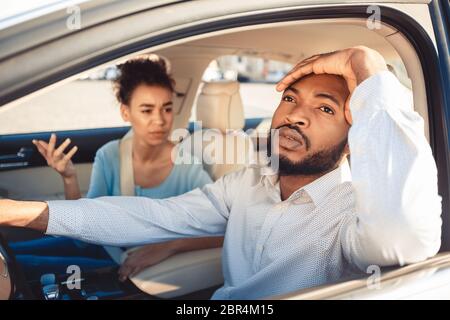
[276,46,388,125]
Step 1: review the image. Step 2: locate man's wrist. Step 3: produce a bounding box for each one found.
[355,67,386,86]
[351,47,388,86]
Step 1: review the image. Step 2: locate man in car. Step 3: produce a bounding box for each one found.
[0,46,442,299]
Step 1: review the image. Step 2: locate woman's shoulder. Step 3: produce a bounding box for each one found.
[171,148,212,184]
[172,146,203,171]
[95,139,120,163]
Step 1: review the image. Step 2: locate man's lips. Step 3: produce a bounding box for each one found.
[279,127,304,145]
[279,127,305,150]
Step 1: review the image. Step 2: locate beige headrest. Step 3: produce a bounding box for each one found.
[196,81,245,133]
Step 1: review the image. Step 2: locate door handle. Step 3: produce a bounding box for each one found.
[0,147,34,169]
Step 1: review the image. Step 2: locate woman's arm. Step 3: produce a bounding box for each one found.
[171,236,224,253]
[118,236,224,280]
[62,175,82,200]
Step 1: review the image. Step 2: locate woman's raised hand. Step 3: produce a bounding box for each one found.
[32,133,78,179]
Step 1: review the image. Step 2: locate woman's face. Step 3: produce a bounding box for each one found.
[120,84,174,146]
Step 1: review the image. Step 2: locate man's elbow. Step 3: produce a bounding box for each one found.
[352,215,442,271]
[378,218,442,267]
[400,224,441,265]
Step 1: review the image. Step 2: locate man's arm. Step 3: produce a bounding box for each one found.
[277,46,442,270]
[340,71,442,270]
[0,199,49,232]
[0,170,241,246]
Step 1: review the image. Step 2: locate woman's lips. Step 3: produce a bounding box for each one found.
[148,131,166,137]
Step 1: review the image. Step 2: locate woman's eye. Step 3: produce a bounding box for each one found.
[319,106,334,115]
[282,95,295,103]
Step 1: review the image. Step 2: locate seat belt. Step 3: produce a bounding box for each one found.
[103,129,135,264]
[119,129,135,196]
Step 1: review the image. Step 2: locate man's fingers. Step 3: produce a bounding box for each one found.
[276,50,349,92]
[344,95,353,125]
[275,54,323,91]
[297,54,321,66]
[276,62,314,92]
[54,138,71,158]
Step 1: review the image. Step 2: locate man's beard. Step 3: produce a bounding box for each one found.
[267,125,348,176]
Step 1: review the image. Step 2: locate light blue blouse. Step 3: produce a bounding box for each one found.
[86,140,212,199]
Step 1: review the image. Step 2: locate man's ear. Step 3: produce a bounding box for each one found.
[120,104,130,122]
[344,143,350,156]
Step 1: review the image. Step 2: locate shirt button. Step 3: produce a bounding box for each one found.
[275,202,289,211]
[293,197,309,204]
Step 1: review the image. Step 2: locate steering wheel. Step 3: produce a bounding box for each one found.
[0,232,34,300]
[0,234,13,300]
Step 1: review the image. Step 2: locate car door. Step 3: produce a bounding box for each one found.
[273,0,450,299]
[0,0,449,299]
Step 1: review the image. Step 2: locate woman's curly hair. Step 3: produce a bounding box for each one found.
[113,55,175,105]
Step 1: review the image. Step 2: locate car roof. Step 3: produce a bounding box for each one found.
[0,0,430,61]
[0,0,89,30]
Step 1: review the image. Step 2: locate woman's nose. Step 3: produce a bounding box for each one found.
[150,110,165,125]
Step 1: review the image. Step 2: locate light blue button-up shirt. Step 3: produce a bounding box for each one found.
[86,140,212,199]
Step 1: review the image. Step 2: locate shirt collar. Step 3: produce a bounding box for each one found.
[259,158,352,206]
[302,159,352,206]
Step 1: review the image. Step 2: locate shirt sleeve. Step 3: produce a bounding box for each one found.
[45,170,239,246]
[340,71,442,271]
[85,148,110,198]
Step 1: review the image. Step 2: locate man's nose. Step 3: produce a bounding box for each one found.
[284,109,310,128]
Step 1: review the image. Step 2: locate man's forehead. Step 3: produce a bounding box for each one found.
[289,73,349,99]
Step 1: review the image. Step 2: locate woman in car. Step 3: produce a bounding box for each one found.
[10,55,223,281]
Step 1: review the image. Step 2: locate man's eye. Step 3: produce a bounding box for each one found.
[164,107,173,113]
[319,106,334,115]
[142,109,151,114]
[282,95,295,103]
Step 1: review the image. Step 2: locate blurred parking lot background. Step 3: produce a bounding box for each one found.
[0,55,289,135]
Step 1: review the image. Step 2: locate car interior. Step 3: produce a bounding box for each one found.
[0,2,449,300]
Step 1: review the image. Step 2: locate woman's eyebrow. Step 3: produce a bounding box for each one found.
[139,101,173,107]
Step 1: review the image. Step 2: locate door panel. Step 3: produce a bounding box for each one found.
[0,126,129,200]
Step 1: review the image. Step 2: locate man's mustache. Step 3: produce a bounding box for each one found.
[273,123,311,151]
